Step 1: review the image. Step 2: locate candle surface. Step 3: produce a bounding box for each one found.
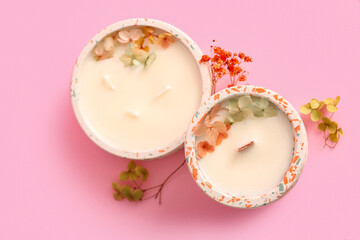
[77,36,202,152]
[197,99,294,196]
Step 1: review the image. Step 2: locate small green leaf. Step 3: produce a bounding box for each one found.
[112,182,122,192]
[120,185,132,197]
[119,171,130,181]
[132,189,144,201]
[322,117,331,124]
[324,98,334,105]
[127,161,136,171]
[318,123,327,131]
[113,192,123,201]
[300,104,311,114]
[310,99,320,109]
[338,128,343,136]
[329,133,339,143]
[129,172,139,181]
[135,166,149,181]
[327,122,338,134]
[326,104,338,112]
[310,110,322,121]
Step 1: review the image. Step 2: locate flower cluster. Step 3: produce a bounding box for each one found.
[195,96,277,159]
[225,95,277,124]
[195,105,231,158]
[300,96,343,148]
[112,160,186,204]
[92,27,176,68]
[199,41,252,93]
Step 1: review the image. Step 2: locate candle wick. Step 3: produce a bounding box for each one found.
[155,86,171,100]
[238,141,255,152]
[126,110,139,118]
[103,75,116,90]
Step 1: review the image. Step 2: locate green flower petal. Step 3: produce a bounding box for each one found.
[324,98,334,105]
[300,104,311,114]
[145,53,156,67]
[120,185,132,198]
[227,99,240,114]
[129,172,139,181]
[253,110,264,117]
[119,171,130,181]
[310,99,320,109]
[120,54,133,66]
[329,133,339,143]
[318,123,327,131]
[113,192,123,201]
[242,108,254,119]
[328,122,337,134]
[238,95,253,108]
[310,110,322,121]
[132,189,144,201]
[322,117,331,124]
[264,105,278,117]
[338,128,343,136]
[127,161,136,171]
[227,112,244,122]
[112,182,122,192]
[133,48,149,63]
[326,104,338,112]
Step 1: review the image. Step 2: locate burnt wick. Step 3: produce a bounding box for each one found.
[238,141,255,152]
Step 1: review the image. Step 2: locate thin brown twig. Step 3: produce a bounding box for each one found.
[140,159,186,204]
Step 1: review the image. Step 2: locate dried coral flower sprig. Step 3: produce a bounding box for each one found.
[300,96,342,148]
[112,159,186,204]
[199,40,252,94]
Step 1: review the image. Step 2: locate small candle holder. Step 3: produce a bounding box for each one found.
[185,85,308,208]
[71,18,212,159]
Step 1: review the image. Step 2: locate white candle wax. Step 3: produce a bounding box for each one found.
[197,99,294,196]
[77,37,202,152]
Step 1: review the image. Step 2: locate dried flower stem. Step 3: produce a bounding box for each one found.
[139,159,186,204]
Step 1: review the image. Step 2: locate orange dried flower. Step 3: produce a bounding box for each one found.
[199,42,252,93]
[238,75,247,81]
[244,56,252,62]
[197,141,215,158]
[199,55,211,63]
[216,132,228,145]
[158,33,175,49]
[194,115,227,146]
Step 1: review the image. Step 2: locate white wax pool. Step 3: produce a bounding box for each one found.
[198,103,294,196]
[77,38,202,152]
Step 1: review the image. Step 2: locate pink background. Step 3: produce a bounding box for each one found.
[1,0,359,239]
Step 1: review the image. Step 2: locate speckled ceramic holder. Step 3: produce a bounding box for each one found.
[71,18,212,160]
[185,85,308,208]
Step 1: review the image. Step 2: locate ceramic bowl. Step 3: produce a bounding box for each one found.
[71,18,212,159]
[185,85,308,208]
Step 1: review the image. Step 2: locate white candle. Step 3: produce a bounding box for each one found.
[76,28,203,153]
[195,96,294,196]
